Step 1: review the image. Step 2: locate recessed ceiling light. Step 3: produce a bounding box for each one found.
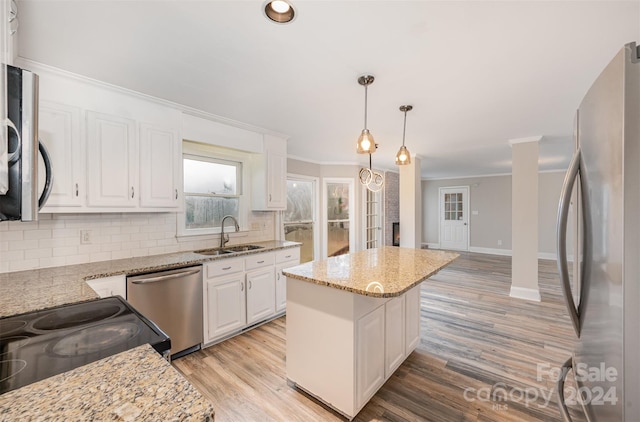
[263,0,296,24]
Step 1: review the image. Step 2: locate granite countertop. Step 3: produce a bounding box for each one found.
[283,246,459,298]
[0,240,300,318]
[0,344,214,421]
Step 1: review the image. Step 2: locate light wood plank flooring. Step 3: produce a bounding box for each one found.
[173,252,585,421]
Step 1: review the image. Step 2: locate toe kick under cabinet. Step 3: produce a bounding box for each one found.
[202,247,300,346]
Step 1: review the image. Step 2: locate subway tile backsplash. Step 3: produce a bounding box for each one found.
[0,212,275,273]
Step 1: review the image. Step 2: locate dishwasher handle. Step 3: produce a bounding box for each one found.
[130,269,201,284]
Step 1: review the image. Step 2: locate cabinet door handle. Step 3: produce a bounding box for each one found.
[277,272,280,280]
[131,187,135,198]
[241,281,244,291]
[222,266,231,271]
[175,189,178,200]
[269,194,272,202]
[248,280,252,289]
[75,183,79,197]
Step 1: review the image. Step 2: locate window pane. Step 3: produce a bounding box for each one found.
[285,180,313,222]
[183,158,238,195]
[328,221,349,257]
[284,222,314,263]
[184,196,239,229]
[327,183,350,221]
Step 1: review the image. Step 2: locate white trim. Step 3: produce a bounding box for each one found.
[508,136,543,146]
[537,252,557,260]
[422,168,566,181]
[424,242,440,249]
[286,155,360,166]
[423,172,513,181]
[16,58,289,139]
[509,286,541,302]
[469,246,512,256]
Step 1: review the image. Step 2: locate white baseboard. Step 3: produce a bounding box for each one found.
[509,286,541,302]
[423,243,440,249]
[469,246,512,256]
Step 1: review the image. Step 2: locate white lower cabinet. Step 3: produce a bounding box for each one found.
[356,305,386,410]
[287,280,422,419]
[204,273,246,342]
[275,249,300,313]
[405,283,421,352]
[384,295,406,378]
[246,267,276,325]
[85,275,126,299]
[203,247,299,346]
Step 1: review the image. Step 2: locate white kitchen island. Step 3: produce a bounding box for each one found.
[283,246,458,420]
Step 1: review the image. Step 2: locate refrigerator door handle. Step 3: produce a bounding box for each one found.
[556,357,574,422]
[556,149,581,337]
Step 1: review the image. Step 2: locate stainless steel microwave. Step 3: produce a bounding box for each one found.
[0,64,53,221]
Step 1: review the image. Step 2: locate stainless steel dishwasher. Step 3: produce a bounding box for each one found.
[127,266,203,360]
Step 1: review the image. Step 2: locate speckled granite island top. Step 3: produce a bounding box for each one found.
[0,344,214,421]
[0,240,299,318]
[283,246,458,298]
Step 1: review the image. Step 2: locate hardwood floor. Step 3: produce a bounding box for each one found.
[173,252,585,421]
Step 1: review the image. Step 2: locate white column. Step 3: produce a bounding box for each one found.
[399,155,422,249]
[509,137,541,301]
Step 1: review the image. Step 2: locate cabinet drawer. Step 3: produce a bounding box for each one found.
[205,258,244,278]
[276,247,300,264]
[245,252,275,271]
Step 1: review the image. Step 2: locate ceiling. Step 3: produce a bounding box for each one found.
[16,1,640,179]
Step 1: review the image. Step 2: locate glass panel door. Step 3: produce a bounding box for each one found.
[365,187,381,249]
[325,180,352,257]
[284,177,316,263]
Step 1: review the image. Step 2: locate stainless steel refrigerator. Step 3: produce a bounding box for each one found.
[556,42,639,421]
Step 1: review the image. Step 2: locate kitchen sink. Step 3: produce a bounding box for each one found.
[194,245,265,256]
[223,245,265,253]
[194,248,234,256]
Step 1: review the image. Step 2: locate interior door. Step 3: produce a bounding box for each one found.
[439,186,469,251]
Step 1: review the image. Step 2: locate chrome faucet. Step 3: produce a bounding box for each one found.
[220,215,240,248]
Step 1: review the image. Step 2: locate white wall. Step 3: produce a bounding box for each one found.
[422,171,569,256]
[0,212,274,273]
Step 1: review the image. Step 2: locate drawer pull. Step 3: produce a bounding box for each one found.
[257,260,264,264]
[285,255,292,259]
[222,266,232,270]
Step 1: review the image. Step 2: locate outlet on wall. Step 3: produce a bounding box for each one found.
[80,230,93,245]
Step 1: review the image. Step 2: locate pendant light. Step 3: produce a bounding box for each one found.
[395,105,412,165]
[356,75,377,154]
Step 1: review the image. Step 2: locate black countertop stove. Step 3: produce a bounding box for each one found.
[0,296,171,395]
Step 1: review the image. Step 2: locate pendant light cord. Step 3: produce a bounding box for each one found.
[363,85,368,130]
[402,110,407,147]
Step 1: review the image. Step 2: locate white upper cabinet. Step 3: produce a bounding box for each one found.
[38,101,83,208]
[252,134,287,210]
[139,123,180,208]
[87,111,138,208]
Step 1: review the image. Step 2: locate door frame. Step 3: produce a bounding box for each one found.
[322,177,356,259]
[438,185,470,251]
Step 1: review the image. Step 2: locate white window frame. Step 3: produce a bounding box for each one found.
[322,177,356,259]
[284,173,320,262]
[177,142,251,238]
